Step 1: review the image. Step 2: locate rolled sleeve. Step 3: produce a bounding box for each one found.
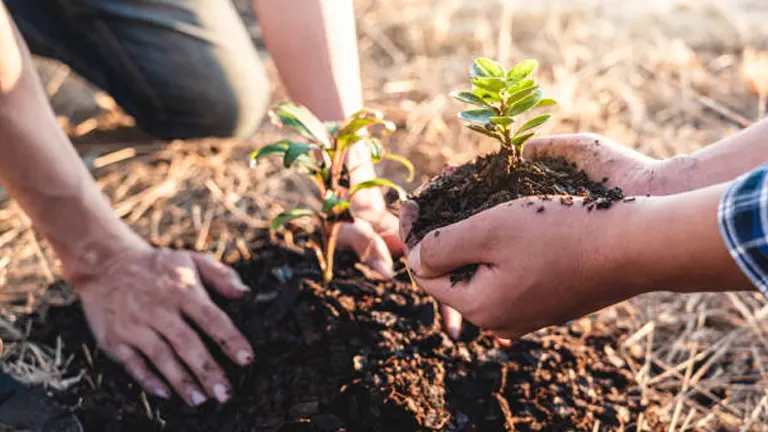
[718,163,768,296]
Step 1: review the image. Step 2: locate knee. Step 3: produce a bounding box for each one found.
[140,87,270,141]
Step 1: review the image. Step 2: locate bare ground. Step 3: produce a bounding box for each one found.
[3,0,768,429]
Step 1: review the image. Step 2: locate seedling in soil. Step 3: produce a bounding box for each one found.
[452,57,556,164]
[408,58,623,285]
[251,102,414,285]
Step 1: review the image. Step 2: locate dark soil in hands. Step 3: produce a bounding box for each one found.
[406,151,625,249]
[24,243,657,431]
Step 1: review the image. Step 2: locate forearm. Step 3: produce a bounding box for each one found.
[620,183,753,294]
[252,0,362,122]
[0,6,142,281]
[664,119,768,194]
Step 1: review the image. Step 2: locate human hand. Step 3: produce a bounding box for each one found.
[524,133,676,196]
[71,241,254,407]
[399,197,646,340]
[338,142,403,278]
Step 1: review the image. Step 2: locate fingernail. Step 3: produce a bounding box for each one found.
[234,280,251,292]
[190,390,206,406]
[213,383,230,404]
[371,259,395,279]
[447,324,461,340]
[236,349,253,366]
[154,388,170,399]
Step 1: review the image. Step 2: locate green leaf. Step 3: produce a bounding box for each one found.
[505,89,543,117]
[335,109,396,151]
[321,191,350,214]
[349,178,407,201]
[450,91,493,108]
[325,121,341,137]
[271,208,317,232]
[506,60,538,83]
[475,58,505,77]
[504,81,539,107]
[510,132,536,149]
[382,154,415,182]
[471,87,502,103]
[369,138,383,163]
[250,140,291,167]
[470,60,493,78]
[268,103,331,148]
[490,116,514,126]
[465,124,502,140]
[536,98,558,107]
[458,109,495,125]
[516,114,551,135]
[283,142,320,168]
[471,77,507,92]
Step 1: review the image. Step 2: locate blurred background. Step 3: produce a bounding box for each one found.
[3,0,768,429]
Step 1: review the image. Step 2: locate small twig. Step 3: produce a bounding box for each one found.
[81,343,94,369]
[140,392,154,420]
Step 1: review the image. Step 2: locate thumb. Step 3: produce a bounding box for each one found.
[190,253,250,299]
[407,209,494,279]
[399,200,420,254]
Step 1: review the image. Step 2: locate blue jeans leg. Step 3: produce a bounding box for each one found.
[6,0,270,140]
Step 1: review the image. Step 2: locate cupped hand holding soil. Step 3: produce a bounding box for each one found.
[400,195,649,340]
[523,133,674,196]
[73,243,255,406]
[401,174,758,341]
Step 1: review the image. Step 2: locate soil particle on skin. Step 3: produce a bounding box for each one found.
[23,243,657,432]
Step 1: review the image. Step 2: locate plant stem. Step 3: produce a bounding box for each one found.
[322,222,341,285]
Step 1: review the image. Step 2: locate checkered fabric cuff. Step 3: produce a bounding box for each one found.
[718,163,768,297]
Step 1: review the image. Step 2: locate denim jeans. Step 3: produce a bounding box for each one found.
[6,0,270,140]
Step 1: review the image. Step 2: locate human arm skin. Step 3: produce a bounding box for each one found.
[0,4,254,406]
[252,0,402,273]
[400,182,753,339]
[523,118,768,197]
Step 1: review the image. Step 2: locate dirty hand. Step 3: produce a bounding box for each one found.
[399,198,644,340]
[73,240,254,407]
[524,133,675,196]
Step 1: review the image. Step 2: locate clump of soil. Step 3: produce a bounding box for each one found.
[406,150,625,248]
[24,242,656,431]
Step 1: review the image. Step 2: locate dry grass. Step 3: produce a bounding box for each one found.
[3,0,768,429]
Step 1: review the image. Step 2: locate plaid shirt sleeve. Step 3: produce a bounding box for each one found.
[718,163,768,297]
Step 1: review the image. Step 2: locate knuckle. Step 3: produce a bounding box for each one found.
[147,341,172,364]
[198,303,224,324]
[165,322,193,345]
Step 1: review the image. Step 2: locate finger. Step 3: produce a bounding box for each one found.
[338,220,395,278]
[523,134,595,160]
[524,134,656,166]
[399,200,419,254]
[407,209,496,279]
[375,211,403,257]
[440,304,462,340]
[129,329,207,407]
[111,343,170,399]
[411,263,495,317]
[182,294,254,368]
[151,313,232,404]
[191,253,250,299]
[494,336,512,347]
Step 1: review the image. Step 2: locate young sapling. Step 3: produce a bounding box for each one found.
[452,58,557,164]
[250,102,414,285]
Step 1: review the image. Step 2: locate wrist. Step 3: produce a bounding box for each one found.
[617,184,752,295]
[653,153,700,195]
[58,220,149,287]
